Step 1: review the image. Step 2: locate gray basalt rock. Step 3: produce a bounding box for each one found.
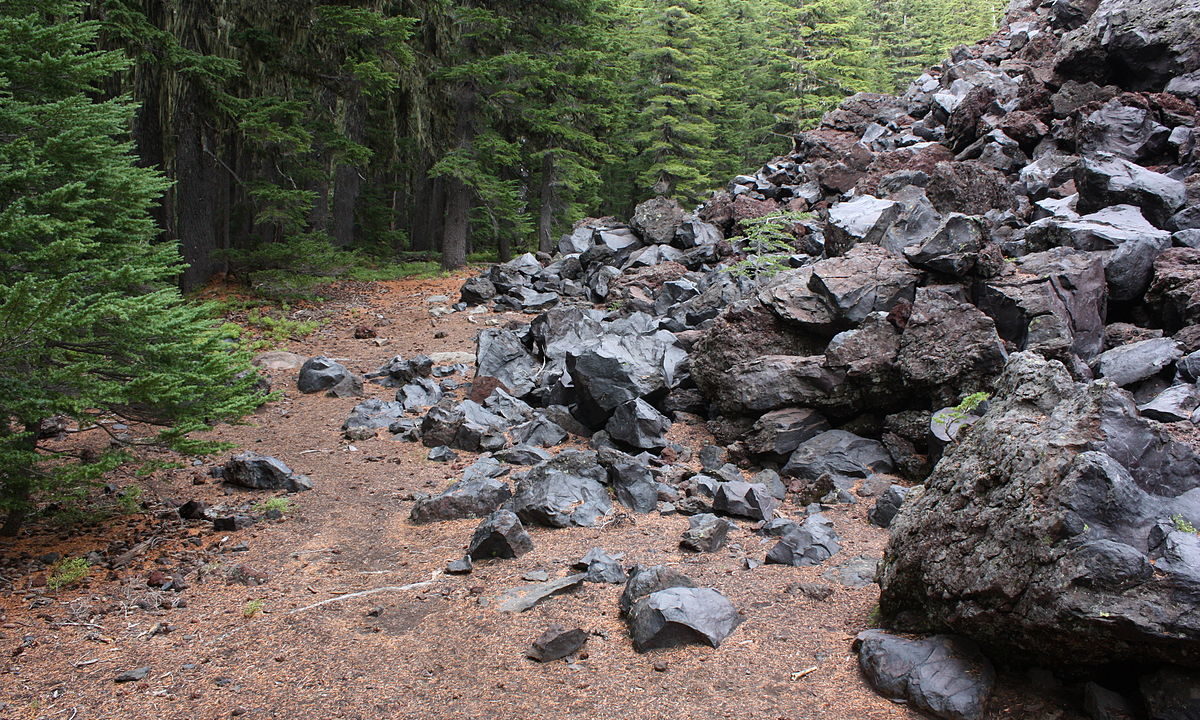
[903,214,984,276]
[223,453,311,492]
[574,547,628,584]
[766,514,841,567]
[343,398,406,433]
[868,485,912,528]
[782,430,894,487]
[897,289,1007,405]
[714,481,778,522]
[855,630,995,720]
[1147,248,1200,331]
[824,195,903,255]
[627,587,744,651]
[973,248,1107,360]
[631,196,686,245]
[606,398,671,449]
[512,451,612,528]
[878,352,1200,668]
[467,510,534,560]
[809,245,921,327]
[527,625,588,662]
[598,449,658,514]
[410,458,511,524]
[1139,666,1200,720]
[746,408,830,460]
[619,565,697,615]
[1055,0,1200,92]
[1075,154,1186,228]
[475,329,541,397]
[297,356,361,397]
[1091,337,1181,386]
[680,513,732,553]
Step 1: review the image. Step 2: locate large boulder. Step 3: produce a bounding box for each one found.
[1147,248,1200,331]
[409,458,511,524]
[896,288,1008,405]
[297,356,361,397]
[878,352,1200,668]
[855,630,996,720]
[972,248,1107,360]
[223,453,312,492]
[475,329,541,397]
[1055,0,1200,92]
[627,587,744,651]
[1075,154,1186,229]
[631,196,686,245]
[511,451,612,528]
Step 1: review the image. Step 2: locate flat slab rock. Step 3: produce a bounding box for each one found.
[498,573,587,613]
[855,630,995,720]
[223,453,311,493]
[627,587,744,652]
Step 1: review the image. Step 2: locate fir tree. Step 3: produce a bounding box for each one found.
[0,0,262,534]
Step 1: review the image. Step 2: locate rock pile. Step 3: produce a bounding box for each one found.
[290,0,1199,712]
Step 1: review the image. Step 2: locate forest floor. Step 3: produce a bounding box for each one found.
[0,272,1081,720]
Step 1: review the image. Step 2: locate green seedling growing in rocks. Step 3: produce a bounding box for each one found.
[1172,513,1199,534]
[255,497,294,515]
[935,391,991,426]
[47,557,90,591]
[727,211,811,281]
[243,599,265,618]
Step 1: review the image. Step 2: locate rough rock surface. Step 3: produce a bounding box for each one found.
[855,630,996,720]
[879,352,1200,668]
[627,587,744,652]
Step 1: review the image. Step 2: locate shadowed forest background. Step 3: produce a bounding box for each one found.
[91,0,1001,292]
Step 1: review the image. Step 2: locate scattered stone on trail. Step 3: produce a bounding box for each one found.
[713,481,778,521]
[527,624,589,662]
[574,548,627,584]
[409,458,510,524]
[343,398,406,434]
[766,514,841,567]
[498,573,587,613]
[855,630,995,720]
[252,351,307,370]
[822,555,879,588]
[867,485,911,528]
[427,445,457,462]
[467,510,533,560]
[177,499,208,520]
[212,515,255,532]
[223,453,311,493]
[512,450,612,528]
[492,445,552,465]
[114,667,151,683]
[297,356,362,397]
[680,513,732,553]
[619,565,698,615]
[446,556,473,575]
[627,587,744,652]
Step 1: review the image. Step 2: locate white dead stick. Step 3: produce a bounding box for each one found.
[285,571,442,615]
[790,666,819,681]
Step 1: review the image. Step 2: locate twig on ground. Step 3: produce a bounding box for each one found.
[286,571,442,615]
[790,666,819,680]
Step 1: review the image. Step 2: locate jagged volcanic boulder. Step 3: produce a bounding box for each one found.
[409,458,511,524]
[627,587,744,651]
[878,352,1200,668]
[511,450,612,528]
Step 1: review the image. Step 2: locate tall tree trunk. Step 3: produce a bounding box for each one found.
[442,177,469,269]
[440,84,476,270]
[537,152,557,254]
[174,88,219,291]
[332,93,365,248]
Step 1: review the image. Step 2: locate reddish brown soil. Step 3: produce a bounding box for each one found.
[0,273,1078,720]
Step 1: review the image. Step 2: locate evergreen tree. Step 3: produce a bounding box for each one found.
[0,0,262,534]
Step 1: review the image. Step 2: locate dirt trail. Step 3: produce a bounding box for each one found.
[0,274,1051,720]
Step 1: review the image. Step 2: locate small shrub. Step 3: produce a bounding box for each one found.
[1172,513,1199,534]
[254,497,294,515]
[934,391,991,427]
[48,557,90,591]
[726,210,811,281]
[243,598,265,618]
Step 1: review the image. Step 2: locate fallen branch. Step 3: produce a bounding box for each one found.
[286,571,442,615]
[790,666,819,681]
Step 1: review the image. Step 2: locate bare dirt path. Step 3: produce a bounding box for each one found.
[0,273,1052,720]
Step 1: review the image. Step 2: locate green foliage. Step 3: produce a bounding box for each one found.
[115,485,143,513]
[727,211,811,281]
[48,557,90,591]
[244,308,319,345]
[254,497,294,515]
[1172,514,1199,534]
[935,391,991,426]
[243,598,265,617]
[0,1,263,533]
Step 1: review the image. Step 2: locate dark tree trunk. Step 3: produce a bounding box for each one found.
[332,94,366,248]
[174,90,220,291]
[442,177,470,270]
[537,152,557,254]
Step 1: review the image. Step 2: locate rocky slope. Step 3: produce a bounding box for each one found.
[380,0,1200,717]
